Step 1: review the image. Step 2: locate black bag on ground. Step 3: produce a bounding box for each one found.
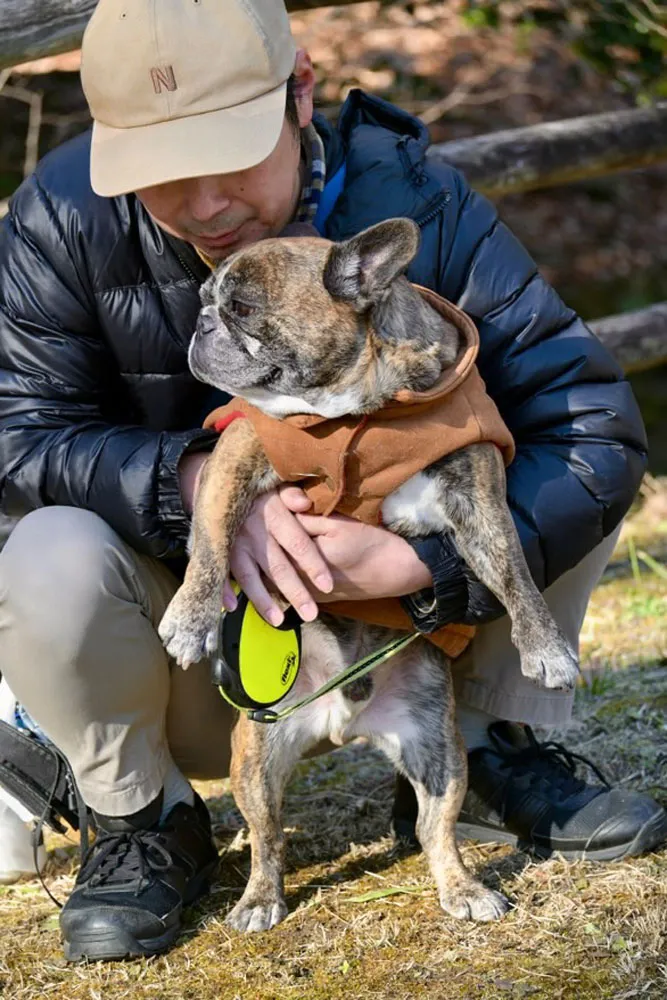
[0,720,81,832]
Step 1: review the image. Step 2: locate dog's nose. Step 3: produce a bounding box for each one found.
[196,306,219,337]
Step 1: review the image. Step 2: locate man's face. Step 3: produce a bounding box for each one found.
[136,50,315,261]
[136,116,303,263]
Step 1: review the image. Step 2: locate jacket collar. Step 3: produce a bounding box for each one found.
[317,89,446,242]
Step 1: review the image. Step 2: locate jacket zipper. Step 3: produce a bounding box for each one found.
[415,191,451,229]
[175,249,202,284]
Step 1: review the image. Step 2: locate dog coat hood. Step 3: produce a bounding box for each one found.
[204,287,514,657]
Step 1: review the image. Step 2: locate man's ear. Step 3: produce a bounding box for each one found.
[293,49,315,128]
[323,218,420,310]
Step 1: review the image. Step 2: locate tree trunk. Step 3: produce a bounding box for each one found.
[0,1,97,72]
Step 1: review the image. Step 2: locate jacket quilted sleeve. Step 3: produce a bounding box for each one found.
[405,167,648,628]
[0,174,214,559]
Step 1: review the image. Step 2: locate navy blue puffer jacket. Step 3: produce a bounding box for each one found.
[0,90,646,628]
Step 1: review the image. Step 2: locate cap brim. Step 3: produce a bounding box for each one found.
[90,82,287,197]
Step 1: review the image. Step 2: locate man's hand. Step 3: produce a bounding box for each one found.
[228,487,333,625]
[229,485,432,626]
[295,510,433,603]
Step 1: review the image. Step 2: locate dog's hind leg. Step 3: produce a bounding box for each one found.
[427,443,579,691]
[363,646,509,922]
[225,713,316,933]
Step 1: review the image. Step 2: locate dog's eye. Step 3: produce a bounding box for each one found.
[230,299,256,319]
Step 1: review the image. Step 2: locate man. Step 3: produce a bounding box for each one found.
[0,0,664,963]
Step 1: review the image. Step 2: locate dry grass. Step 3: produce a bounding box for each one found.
[580,475,667,672]
[0,489,665,1000]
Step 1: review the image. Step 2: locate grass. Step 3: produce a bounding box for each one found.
[0,486,665,1000]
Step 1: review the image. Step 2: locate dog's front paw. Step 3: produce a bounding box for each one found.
[225,894,288,933]
[514,621,579,690]
[538,640,579,689]
[158,590,219,669]
[440,881,510,922]
[519,639,579,690]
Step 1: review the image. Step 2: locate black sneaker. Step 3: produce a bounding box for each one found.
[392,722,667,861]
[60,793,219,962]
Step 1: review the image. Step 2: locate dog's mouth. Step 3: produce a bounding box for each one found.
[188,329,285,397]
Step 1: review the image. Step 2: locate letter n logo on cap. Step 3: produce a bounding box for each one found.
[151,66,177,94]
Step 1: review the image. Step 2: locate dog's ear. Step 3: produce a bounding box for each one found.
[323,218,420,309]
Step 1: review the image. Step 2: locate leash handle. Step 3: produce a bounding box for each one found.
[219,630,420,722]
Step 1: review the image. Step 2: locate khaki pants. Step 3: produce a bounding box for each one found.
[0,506,618,816]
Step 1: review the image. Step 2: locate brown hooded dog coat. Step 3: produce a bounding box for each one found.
[204,287,515,657]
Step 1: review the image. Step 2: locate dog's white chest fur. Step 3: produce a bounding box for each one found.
[381,472,452,535]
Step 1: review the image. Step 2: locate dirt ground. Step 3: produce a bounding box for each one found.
[0,485,664,1000]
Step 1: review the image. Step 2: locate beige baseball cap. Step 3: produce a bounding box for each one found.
[81,0,298,197]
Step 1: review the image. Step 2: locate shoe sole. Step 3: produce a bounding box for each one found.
[456,807,667,861]
[63,859,218,962]
[63,922,182,962]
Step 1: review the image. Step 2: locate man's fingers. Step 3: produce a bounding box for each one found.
[258,538,319,622]
[278,484,313,512]
[228,488,334,625]
[229,547,284,626]
[222,577,237,612]
[263,496,333,593]
[294,512,339,536]
[230,538,320,625]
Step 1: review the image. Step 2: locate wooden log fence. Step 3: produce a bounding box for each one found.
[589,304,667,375]
[429,104,667,198]
[1,0,666,373]
[0,0,365,71]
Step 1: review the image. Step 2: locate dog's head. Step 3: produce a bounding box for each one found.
[189,218,460,418]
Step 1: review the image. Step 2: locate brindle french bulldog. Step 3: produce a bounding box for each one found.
[158,219,579,933]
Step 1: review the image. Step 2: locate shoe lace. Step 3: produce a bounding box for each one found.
[78,829,173,889]
[33,754,171,907]
[492,727,611,799]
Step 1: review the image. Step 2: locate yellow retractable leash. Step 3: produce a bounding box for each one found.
[212,586,419,724]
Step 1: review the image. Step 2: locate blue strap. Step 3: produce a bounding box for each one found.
[313,164,346,236]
